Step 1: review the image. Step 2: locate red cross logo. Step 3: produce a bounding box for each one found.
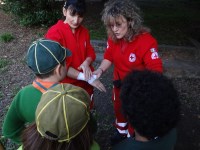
[129,53,136,62]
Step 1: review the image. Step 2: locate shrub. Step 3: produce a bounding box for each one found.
[0,59,9,69]
[0,33,14,42]
[2,0,63,26]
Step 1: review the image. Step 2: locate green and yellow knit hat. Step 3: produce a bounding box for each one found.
[36,83,90,142]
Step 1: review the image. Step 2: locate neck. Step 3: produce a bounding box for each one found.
[36,76,60,83]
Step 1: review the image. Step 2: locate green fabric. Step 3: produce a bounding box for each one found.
[17,145,22,150]
[36,84,90,142]
[27,39,71,74]
[2,85,42,144]
[18,140,99,150]
[91,140,100,150]
[113,128,177,150]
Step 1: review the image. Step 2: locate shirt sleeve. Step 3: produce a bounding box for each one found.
[104,38,114,62]
[142,38,163,73]
[2,93,25,144]
[85,30,96,62]
[45,27,62,44]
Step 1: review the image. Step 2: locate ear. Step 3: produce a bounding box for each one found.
[55,64,62,77]
[63,7,67,17]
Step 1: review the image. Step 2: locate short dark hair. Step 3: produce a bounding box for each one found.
[63,0,86,17]
[36,59,66,79]
[120,70,180,139]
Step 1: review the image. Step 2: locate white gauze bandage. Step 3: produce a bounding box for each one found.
[77,72,97,84]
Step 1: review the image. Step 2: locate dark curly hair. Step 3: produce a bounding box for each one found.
[120,70,180,139]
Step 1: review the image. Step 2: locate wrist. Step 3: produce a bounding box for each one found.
[98,67,104,73]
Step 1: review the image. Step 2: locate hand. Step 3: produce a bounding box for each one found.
[90,79,106,92]
[93,68,103,78]
[78,63,92,81]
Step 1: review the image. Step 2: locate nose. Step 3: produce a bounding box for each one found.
[112,25,118,32]
[73,16,79,24]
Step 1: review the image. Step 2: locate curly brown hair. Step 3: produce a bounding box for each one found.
[101,0,150,42]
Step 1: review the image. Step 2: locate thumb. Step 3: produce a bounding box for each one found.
[77,66,81,70]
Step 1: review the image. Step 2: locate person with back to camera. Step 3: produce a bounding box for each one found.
[18,83,100,150]
[112,70,180,150]
[2,38,104,145]
[45,0,102,109]
[93,0,163,144]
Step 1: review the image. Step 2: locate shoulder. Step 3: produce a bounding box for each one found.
[78,25,89,34]
[16,85,41,97]
[46,20,67,32]
[135,32,157,43]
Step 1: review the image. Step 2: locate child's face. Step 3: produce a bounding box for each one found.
[63,8,84,30]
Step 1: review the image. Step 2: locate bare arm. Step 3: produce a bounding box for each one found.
[93,59,112,78]
[67,67,80,79]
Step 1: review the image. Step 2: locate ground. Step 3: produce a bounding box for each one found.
[0,2,200,150]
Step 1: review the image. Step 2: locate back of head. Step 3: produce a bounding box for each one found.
[22,83,92,150]
[120,70,180,139]
[63,0,86,16]
[27,38,71,75]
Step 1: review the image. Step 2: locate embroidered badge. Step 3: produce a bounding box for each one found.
[129,53,136,62]
[150,48,159,59]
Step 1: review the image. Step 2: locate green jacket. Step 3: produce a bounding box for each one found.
[2,85,42,144]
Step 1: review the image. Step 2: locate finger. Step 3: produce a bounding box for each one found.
[99,83,106,92]
[88,70,92,79]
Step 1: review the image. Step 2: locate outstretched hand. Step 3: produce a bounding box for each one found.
[78,61,92,81]
[90,79,106,92]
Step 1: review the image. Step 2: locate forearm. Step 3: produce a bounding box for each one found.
[83,57,93,66]
[67,67,80,79]
[98,59,112,72]
[2,104,24,144]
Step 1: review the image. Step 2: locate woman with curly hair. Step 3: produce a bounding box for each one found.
[93,0,163,145]
[113,70,180,149]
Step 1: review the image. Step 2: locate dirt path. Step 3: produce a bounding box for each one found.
[0,8,200,150]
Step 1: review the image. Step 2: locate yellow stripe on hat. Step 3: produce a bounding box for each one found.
[66,94,88,108]
[36,92,61,136]
[34,42,41,74]
[40,42,61,64]
[62,96,70,141]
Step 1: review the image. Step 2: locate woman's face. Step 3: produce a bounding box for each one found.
[63,8,84,30]
[109,15,128,39]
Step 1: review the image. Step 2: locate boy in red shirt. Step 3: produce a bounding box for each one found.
[45,0,103,108]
